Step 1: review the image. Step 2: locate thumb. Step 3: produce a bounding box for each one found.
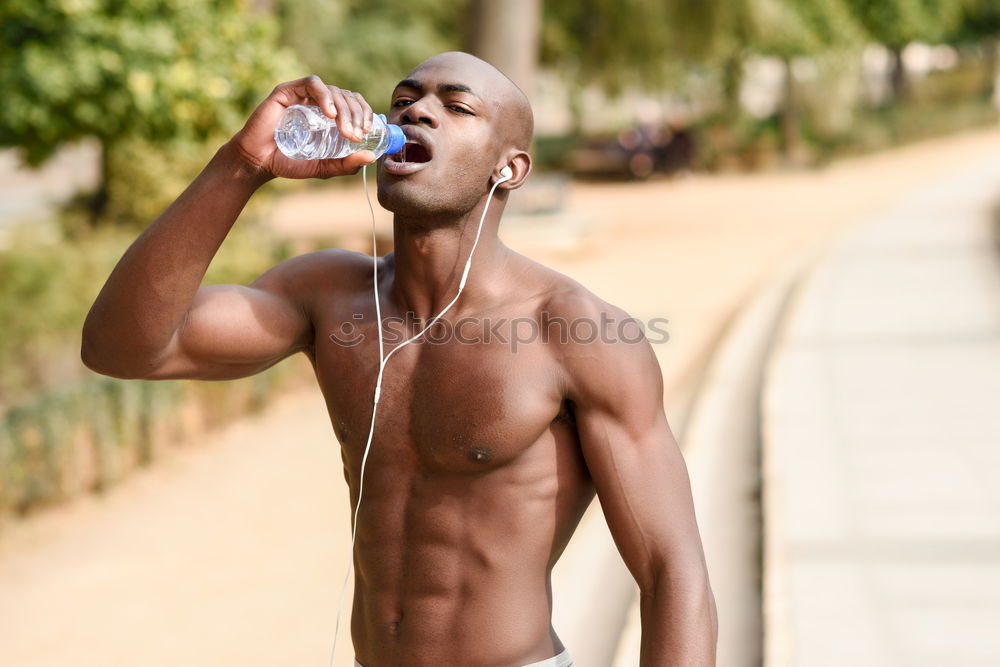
[315,150,376,178]
[341,150,378,173]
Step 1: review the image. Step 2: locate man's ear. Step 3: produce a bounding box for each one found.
[496,150,532,191]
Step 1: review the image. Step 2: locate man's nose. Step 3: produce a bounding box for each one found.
[401,97,438,127]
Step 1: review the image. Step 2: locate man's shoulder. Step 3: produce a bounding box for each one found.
[520,259,661,409]
[524,262,636,340]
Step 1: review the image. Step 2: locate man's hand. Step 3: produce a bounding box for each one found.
[231,75,379,181]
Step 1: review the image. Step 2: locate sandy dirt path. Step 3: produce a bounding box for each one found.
[2,127,999,667]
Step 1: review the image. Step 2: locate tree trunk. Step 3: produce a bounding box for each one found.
[722,54,744,118]
[89,140,111,224]
[779,57,802,165]
[888,44,909,102]
[464,0,541,102]
[567,79,585,139]
[986,37,999,92]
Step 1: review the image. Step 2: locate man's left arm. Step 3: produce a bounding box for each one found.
[562,306,718,666]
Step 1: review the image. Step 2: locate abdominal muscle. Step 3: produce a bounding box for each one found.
[347,432,593,667]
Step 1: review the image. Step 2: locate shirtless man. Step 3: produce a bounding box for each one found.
[82,52,717,666]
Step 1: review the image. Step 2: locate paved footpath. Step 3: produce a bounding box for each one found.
[762,156,1000,666]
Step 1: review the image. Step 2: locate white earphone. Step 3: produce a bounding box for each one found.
[498,165,513,182]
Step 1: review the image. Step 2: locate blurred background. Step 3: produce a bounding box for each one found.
[1,1,999,666]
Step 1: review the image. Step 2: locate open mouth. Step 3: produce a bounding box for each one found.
[383,138,433,176]
[389,141,432,164]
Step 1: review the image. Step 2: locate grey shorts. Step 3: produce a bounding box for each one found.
[354,648,574,667]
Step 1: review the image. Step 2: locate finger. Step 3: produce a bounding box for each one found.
[328,88,361,142]
[303,75,336,118]
[343,92,369,139]
[273,76,335,114]
[358,95,373,134]
[327,86,354,138]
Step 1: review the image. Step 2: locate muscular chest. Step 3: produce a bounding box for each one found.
[314,314,565,473]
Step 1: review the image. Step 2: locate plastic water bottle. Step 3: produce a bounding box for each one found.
[274,105,405,160]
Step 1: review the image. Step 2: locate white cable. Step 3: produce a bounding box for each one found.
[330,166,506,666]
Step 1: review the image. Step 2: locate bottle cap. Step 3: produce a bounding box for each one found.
[385,123,406,155]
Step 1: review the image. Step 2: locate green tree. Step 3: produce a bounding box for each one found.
[273,0,462,110]
[752,0,864,160]
[0,0,299,224]
[843,0,966,100]
[667,1,860,105]
[655,0,863,161]
[540,0,676,134]
[953,0,1000,42]
[951,0,1000,85]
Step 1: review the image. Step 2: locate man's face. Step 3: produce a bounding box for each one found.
[376,54,506,221]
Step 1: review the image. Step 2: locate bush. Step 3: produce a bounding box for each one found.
[0,230,127,400]
[0,363,308,518]
[0,223,305,517]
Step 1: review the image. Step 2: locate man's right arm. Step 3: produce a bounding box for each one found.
[81,76,374,380]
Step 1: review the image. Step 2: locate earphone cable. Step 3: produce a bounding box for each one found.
[330,165,506,666]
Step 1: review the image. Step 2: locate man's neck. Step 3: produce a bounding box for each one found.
[388,207,508,320]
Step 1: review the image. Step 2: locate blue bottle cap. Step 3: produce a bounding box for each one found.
[385,123,406,155]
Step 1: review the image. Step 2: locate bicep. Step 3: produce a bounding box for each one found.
[147,283,310,380]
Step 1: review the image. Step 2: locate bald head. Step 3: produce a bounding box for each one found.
[408,51,534,152]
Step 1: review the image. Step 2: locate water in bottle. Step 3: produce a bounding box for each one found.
[274,105,405,160]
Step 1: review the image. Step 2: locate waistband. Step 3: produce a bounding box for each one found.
[354,647,574,667]
[522,647,574,667]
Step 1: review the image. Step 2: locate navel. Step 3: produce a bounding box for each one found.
[467,446,494,464]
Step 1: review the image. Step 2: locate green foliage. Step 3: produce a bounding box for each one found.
[843,0,966,47]
[541,0,678,94]
[0,0,299,164]
[538,0,865,144]
[0,363,302,516]
[661,0,864,63]
[99,133,226,228]
[0,231,126,399]
[760,0,865,56]
[951,0,1000,43]
[0,0,300,225]
[273,0,463,108]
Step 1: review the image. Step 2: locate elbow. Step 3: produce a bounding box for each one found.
[81,335,114,377]
[642,560,717,632]
[81,343,153,380]
[641,564,714,603]
[81,331,131,379]
[81,314,109,374]
[81,317,155,380]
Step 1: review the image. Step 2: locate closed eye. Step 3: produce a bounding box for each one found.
[392,98,473,115]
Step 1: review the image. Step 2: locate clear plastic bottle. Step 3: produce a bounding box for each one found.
[274,105,405,160]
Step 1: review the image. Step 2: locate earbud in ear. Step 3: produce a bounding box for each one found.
[498,165,513,182]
